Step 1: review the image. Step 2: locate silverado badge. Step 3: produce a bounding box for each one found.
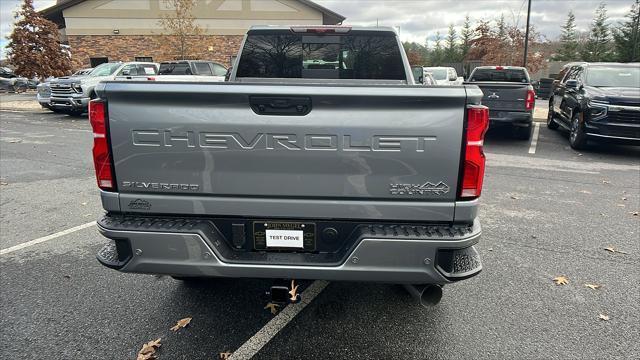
[390,181,450,196]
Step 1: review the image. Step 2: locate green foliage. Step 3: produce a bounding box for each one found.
[554,10,580,61]
[461,15,473,60]
[613,0,640,62]
[581,3,613,62]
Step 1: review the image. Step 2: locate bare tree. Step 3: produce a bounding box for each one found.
[158,0,203,60]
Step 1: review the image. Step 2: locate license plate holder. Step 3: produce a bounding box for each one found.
[253,221,316,251]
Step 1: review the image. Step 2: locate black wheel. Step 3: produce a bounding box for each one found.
[547,102,559,130]
[512,125,532,140]
[569,111,588,150]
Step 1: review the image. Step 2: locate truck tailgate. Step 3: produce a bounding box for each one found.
[471,82,529,111]
[100,82,469,220]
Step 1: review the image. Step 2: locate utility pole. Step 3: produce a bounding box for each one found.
[523,0,532,68]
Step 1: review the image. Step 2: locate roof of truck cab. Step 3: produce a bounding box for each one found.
[248,25,398,33]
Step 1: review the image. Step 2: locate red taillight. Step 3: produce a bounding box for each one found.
[525,88,535,111]
[460,105,489,199]
[147,77,156,81]
[495,66,504,70]
[89,99,114,191]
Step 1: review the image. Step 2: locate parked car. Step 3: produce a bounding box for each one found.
[466,66,535,140]
[0,67,28,93]
[50,62,158,115]
[412,66,437,85]
[425,67,462,86]
[154,60,227,81]
[547,62,640,149]
[72,68,93,76]
[38,69,93,112]
[91,25,489,307]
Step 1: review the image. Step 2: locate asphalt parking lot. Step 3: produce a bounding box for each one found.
[1,105,639,359]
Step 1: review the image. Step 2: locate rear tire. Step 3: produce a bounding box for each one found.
[512,125,532,140]
[547,103,559,130]
[569,111,588,150]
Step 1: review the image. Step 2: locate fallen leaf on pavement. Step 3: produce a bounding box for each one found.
[0,181,8,186]
[630,211,639,216]
[579,190,591,194]
[8,139,22,143]
[604,247,629,254]
[81,202,87,206]
[602,180,611,184]
[488,248,493,251]
[289,279,299,301]
[622,197,627,201]
[264,302,280,315]
[510,195,519,200]
[585,284,601,290]
[219,351,233,359]
[170,317,192,331]
[137,338,161,360]
[553,276,569,285]
[599,314,610,321]
[617,204,626,207]
[63,275,71,279]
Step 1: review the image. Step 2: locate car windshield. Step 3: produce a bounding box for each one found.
[427,68,447,80]
[586,66,640,88]
[470,68,528,82]
[90,63,121,77]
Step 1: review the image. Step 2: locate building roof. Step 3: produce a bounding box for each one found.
[40,0,346,27]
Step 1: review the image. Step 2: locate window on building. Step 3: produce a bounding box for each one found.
[90,57,108,68]
[135,56,153,62]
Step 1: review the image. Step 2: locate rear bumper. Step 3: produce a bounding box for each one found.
[96,214,482,284]
[489,111,532,127]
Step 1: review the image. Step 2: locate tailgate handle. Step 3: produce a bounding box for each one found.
[250,96,312,116]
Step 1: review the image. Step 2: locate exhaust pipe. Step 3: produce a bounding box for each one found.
[403,284,443,307]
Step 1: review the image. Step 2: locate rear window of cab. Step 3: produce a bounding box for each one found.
[236,32,406,80]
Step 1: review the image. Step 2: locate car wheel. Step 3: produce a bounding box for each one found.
[569,111,588,150]
[547,103,559,130]
[512,125,532,140]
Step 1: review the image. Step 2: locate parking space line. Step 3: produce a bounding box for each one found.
[229,280,329,360]
[0,221,96,255]
[528,123,541,154]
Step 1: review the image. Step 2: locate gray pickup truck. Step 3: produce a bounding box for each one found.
[467,66,536,139]
[90,26,489,306]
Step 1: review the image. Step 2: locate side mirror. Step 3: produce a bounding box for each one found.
[121,69,130,76]
[418,76,424,84]
[565,79,579,89]
[449,75,457,81]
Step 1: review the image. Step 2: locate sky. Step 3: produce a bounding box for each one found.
[0,0,635,58]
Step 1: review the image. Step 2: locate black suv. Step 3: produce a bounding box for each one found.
[547,62,640,149]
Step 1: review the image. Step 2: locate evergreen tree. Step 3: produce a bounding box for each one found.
[613,0,640,62]
[554,10,580,61]
[581,3,613,62]
[497,13,507,39]
[6,0,72,78]
[431,32,444,65]
[445,24,459,62]
[461,15,473,60]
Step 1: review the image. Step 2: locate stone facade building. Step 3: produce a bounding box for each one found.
[41,0,345,68]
